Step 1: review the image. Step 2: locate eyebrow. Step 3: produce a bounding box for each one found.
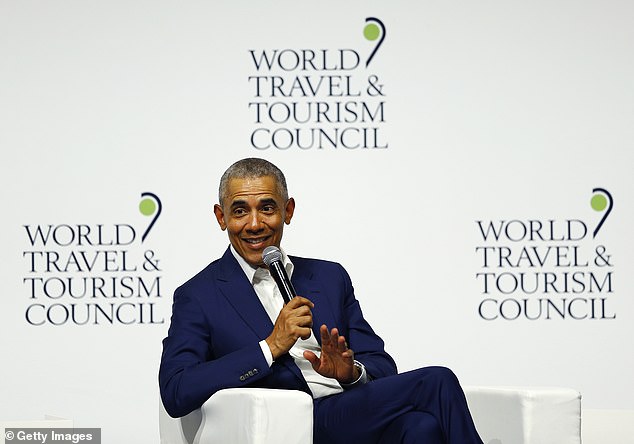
[229,198,278,209]
[229,200,247,209]
[258,198,277,207]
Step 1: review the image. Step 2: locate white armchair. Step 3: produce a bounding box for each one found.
[159,386,582,444]
[464,386,581,444]
[159,388,313,444]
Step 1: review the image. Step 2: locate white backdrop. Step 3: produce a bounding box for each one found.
[1,1,633,442]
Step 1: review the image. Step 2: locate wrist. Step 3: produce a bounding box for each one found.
[341,360,368,388]
[259,340,274,367]
[351,362,361,381]
[265,337,282,360]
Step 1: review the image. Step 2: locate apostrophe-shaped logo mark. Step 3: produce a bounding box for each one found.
[590,187,613,238]
[364,17,386,67]
[139,192,162,242]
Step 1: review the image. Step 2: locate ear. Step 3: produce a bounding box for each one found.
[213,204,227,230]
[284,198,295,225]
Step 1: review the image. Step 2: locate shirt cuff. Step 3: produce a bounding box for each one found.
[259,339,274,367]
[341,360,368,388]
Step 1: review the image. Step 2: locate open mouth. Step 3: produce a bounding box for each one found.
[242,236,271,247]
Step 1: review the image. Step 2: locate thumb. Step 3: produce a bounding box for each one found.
[303,350,320,370]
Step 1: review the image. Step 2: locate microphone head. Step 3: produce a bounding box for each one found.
[262,246,282,267]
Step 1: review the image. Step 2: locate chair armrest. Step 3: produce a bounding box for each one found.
[464,386,581,444]
[160,388,314,444]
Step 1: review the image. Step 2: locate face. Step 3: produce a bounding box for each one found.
[214,176,295,268]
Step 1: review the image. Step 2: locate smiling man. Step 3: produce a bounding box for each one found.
[214,172,294,270]
[159,158,483,444]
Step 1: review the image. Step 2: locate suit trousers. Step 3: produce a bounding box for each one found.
[312,366,483,444]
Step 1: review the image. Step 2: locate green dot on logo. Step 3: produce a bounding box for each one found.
[364,23,380,41]
[139,198,156,216]
[591,194,607,211]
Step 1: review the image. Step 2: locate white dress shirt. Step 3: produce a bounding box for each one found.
[230,246,346,398]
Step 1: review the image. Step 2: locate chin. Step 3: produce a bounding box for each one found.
[245,254,265,267]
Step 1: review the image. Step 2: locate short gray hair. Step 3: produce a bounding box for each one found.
[218,158,288,205]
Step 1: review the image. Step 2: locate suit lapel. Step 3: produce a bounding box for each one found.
[291,257,337,345]
[215,248,274,341]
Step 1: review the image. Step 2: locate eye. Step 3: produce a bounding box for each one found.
[261,204,276,213]
[233,207,247,216]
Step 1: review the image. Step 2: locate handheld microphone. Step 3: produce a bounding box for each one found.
[262,246,297,304]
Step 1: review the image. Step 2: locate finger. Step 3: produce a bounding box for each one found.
[288,322,311,339]
[320,324,330,346]
[289,296,314,309]
[284,297,300,310]
[330,328,340,347]
[291,305,313,318]
[283,297,300,311]
[337,335,348,352]
[303,350,320,369]
[280,299,312,319]
[298,327,312,340]
[295,314,313,329]
[285,314,312,332]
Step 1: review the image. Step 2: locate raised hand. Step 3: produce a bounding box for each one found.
[303,324,359,384]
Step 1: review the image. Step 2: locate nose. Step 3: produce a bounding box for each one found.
[246,210,264,233]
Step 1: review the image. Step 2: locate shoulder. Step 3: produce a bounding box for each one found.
[289,255,344,270]
[289,255,352,281]
[174,257,224,297]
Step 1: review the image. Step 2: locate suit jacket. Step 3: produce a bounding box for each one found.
[159,247,397,418]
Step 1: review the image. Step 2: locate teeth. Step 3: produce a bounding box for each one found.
[244,238,266,244]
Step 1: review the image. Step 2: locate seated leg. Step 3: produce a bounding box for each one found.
[378,411,444,444]
[313,366,483,444]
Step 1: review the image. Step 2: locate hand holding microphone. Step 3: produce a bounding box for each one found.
[263,246,313,359]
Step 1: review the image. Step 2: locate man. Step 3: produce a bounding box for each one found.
[159,158,483,444]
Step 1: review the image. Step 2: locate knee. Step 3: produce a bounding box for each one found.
[412,366,463,396]
[420,366,459,385]
[433,366,458,379]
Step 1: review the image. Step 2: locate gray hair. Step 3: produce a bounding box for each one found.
[218,158,288,205]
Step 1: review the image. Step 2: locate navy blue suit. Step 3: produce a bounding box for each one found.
[159,248,483,443]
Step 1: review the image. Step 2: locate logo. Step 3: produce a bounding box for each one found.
[364,17,386,67]
[247,18,388,150]
[20,193,166,326]
[474,188,615,321]
[590,187,613,238]
[139,192,163,242]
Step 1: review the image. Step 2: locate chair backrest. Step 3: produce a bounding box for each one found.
[464,386,581,444]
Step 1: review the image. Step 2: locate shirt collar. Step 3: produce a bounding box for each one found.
[230,244,294,284]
